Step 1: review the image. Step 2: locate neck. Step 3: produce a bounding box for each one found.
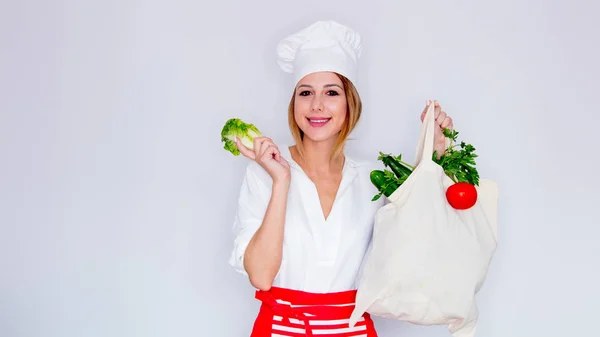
[293,138,345,175]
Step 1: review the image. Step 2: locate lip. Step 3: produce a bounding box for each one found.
[306,117,331,128]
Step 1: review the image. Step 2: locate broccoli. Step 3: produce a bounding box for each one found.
[220,118,263,156]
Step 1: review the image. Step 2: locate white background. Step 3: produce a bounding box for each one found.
[1,0,598,336]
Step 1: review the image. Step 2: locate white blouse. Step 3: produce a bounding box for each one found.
[228,145,385,293]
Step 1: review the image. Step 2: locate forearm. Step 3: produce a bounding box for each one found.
[243,181,289,290]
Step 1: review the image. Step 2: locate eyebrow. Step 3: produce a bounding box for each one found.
[297,84,343,90]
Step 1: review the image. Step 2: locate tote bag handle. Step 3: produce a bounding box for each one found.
[413,101,438,167]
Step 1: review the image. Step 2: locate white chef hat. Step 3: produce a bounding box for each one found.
[276,20,362,86]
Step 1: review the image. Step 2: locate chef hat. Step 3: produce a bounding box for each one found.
[276,20,362,86]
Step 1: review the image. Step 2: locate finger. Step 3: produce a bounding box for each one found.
[441,116,453,129]
[421,100,430,113]
[436,110,447,126]
[261,145,279,162]
[236,137,256,160]
[261,141,278,157]
[278,156,290,168]
[275,152,288,165]
[254,137,273,158]
[271,144,281,161]
[258,139,277,158]
[434,103,442,119]
[253,136,270,155]
[259,138,275,149]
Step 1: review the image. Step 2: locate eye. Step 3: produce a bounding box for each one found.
[327,90,339,96]
[298,90,311,96]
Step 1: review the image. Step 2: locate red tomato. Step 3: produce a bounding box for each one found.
[446,182,478,210]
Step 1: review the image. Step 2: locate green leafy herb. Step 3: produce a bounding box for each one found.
[370,127,480,200]
[432,128,480,185]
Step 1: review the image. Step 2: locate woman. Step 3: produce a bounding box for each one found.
[228,20,453,336]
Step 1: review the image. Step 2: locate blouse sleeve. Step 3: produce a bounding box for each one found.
[228,162,272,276]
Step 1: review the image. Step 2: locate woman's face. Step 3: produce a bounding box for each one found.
[293,71,347,143]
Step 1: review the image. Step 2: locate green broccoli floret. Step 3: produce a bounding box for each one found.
[220,118,263,156]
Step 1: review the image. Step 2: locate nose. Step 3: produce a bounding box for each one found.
[311,96,324,112]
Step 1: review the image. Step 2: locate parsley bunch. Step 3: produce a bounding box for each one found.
[433,129,480,186]
[370,127,480,201]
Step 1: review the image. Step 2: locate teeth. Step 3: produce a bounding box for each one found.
[310,119,328,123]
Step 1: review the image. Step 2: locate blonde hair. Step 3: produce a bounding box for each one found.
[287,73,362,161]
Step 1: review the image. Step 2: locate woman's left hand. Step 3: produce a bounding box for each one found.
[420,100,453,159]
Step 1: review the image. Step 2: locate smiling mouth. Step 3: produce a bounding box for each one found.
[307,117,331,127]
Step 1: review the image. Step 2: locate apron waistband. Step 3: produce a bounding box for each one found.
[255,287,367,337]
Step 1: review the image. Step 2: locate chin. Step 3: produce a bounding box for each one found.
[301,130,340,143]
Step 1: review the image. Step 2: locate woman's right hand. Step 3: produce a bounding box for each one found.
[236,136,291,185]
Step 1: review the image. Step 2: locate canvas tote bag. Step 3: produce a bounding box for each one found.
[349,102,499,337]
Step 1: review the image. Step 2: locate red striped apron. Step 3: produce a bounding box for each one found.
[250,286,378,337]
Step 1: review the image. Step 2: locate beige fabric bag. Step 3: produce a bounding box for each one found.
[349,103,499,337]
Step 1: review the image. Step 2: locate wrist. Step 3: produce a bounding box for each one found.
[272,179,290,191]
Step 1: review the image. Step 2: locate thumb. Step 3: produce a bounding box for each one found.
[236,137,255,159]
